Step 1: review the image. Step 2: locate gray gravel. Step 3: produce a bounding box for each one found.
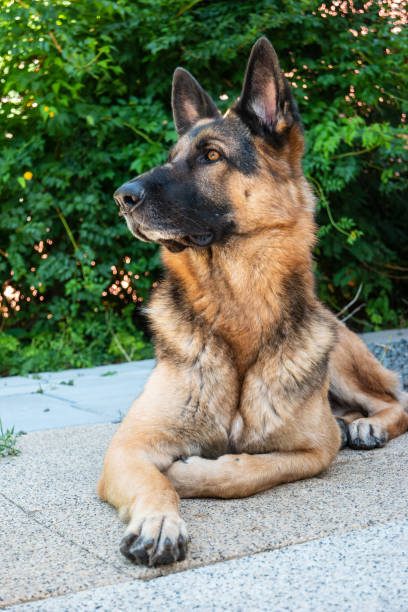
[367,338,408,390]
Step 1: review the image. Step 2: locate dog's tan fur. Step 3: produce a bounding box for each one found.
[99,39,408,566]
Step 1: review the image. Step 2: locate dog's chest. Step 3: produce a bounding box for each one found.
[212,306,271,380]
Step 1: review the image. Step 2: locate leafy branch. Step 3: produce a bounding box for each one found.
[308,175,351,238]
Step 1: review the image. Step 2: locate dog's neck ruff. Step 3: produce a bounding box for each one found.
[159,227,317,377]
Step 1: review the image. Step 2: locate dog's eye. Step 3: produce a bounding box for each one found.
[204,150,221,162]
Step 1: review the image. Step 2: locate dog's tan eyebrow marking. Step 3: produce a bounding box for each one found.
[195,136,226,150]
[187,119,220,141]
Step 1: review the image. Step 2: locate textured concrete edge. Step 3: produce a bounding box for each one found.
[7,519,408,612]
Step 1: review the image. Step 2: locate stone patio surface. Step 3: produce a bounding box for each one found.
[1,328,407,610]
[0,360,155,433]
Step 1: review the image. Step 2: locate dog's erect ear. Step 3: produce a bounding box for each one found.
[172,68,219,136]
[235,37,299,138]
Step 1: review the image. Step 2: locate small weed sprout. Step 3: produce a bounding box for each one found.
[0,420,21,457]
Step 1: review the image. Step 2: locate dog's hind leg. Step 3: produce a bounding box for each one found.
[329,320,408,450]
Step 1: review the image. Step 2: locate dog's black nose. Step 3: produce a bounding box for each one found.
[114,181,145,209]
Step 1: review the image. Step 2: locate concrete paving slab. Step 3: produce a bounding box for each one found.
[9,519,408,612]
[36,375,147,420]
[2,424,407,513]
[0,360,155,431]
[0,424,116,512]
[0,495,129,608]
[30,359,156,383]
[0,376,41,396]
[1,423,407,606]
[0,394,106,433]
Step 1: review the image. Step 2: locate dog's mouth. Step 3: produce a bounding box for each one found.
[158,232,215,252]
[131,226,150,242]
[129,218,214,251]
[185,233,214,247]
[118,203,220,252]
[129,222,214,252]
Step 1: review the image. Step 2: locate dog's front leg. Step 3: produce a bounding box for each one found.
[98,365,194,566]
[99,431,187,566]
[102,449,187,566]
[166,444,333,499]
[99,346,238,564]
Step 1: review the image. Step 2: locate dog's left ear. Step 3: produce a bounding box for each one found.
[172,68,219,136]
[235,37,300,138]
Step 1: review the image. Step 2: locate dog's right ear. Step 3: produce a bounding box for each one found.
[172,68,219,136]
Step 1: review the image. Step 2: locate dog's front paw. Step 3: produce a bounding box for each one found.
[120,512,188,566]
[165,456,207,498]
[166,454,253,498]
[347,419,389,450]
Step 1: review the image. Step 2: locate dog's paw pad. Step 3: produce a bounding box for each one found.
[347,420,388,450]
[120,515,188,566]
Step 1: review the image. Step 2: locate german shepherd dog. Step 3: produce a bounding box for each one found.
[98,38,408,566]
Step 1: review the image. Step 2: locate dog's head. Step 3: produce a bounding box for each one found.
[114,37,310,253]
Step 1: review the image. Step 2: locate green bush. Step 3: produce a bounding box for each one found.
[1,0,407,376]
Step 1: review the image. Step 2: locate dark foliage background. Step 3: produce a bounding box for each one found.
[1,0,407,375]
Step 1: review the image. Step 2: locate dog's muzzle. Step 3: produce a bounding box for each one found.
[113,178,218,250]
